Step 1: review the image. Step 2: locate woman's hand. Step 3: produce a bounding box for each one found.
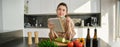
[48,20,54,30]
[65,16,75,40]
[48,20,56,40]
[66,16,72,23]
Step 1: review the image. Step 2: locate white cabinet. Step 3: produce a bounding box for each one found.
[27,0,100,14]
[28,0,56,14]
[28,0,41,14]
[27,0,70,14]
[69,0,100,13]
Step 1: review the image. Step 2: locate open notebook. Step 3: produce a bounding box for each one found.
[48,18,65,32]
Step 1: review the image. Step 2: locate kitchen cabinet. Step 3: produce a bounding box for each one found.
[27,0,70,14]
[69,0,100,13]
[26,0,100,14]
[28,0,55,14]
[27,0,41,14]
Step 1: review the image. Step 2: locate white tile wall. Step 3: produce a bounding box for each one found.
[24,28,49,38]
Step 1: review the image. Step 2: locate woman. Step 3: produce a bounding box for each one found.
[48,2,76,40]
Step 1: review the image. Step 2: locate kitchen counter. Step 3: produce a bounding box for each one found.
[0,30,23,44]
[0,37,111,47]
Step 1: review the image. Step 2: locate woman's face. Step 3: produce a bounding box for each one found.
[56,5,67,17]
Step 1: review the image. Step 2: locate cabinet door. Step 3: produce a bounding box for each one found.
[39,0,55,14]
[69,0,100,13]
[27,0,70,14]
[27,0,100,14]
[28,0,55,14]
[28,0,41,14]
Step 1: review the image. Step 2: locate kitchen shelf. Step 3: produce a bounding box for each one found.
[24,13,101,28]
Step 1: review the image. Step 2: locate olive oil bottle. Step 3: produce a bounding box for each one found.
[86,23,91,47]
[92,28,98,47]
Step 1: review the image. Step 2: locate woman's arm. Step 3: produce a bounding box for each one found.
[48,21,58,40]
[65,17,76,40]
[49,29,57,40]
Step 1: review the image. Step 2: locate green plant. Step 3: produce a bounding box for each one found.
[38,39,58,47]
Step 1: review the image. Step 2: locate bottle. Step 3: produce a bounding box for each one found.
[24,0,28,14]
[81,20,84,27]
[86,23,91,47]
[92,28,98,47]
[35,20,38,27]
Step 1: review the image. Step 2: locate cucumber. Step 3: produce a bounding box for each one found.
[65,40,70,43]
[55,37,66,43]
[55,37,71,43]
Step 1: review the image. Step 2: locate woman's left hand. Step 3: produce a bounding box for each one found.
[66,16,73,32]
[66,16,71,23]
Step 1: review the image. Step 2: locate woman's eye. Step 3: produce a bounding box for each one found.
[58,8,61,10]
[63,9,65,11]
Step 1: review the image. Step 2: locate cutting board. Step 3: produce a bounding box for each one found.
[54,41,67,46]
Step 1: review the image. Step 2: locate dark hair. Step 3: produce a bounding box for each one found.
[57,2,68,17]
[57,2,68,12]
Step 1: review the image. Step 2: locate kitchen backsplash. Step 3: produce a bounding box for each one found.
[24,13,101,28]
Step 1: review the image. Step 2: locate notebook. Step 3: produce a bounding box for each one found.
[48,18,65,32]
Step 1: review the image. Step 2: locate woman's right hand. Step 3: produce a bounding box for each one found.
[48,20,54,30]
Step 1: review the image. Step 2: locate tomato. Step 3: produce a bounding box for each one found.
[74,42,83,47]
[67,39,83,47]
[74,40,79,45]
[73,39,80,47]
[75,38,80,42]
[74,39,80,43]
[76,43,83,47]
[73,39,84,47]
[67,42,74,47]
